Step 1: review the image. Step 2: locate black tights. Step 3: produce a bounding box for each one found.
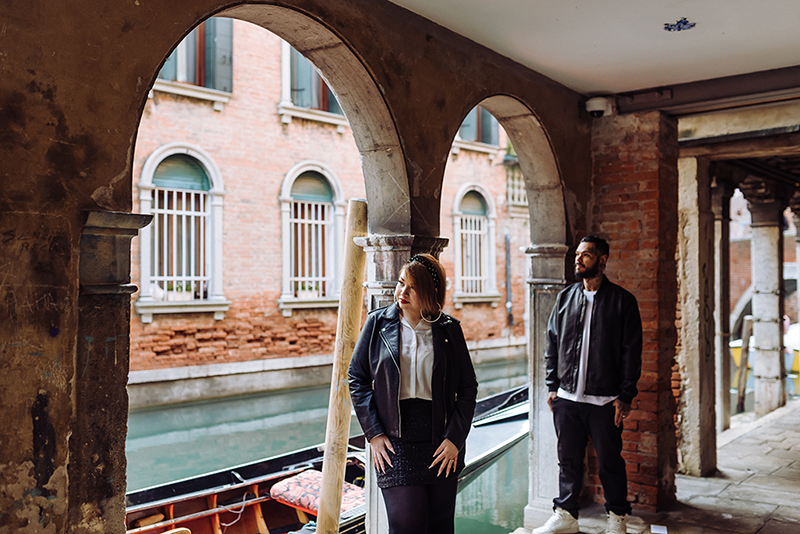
[381,476,459,534]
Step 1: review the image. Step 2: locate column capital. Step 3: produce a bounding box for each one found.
[525,243,568,286]
[790,190,800,214]
[710,179,735,220]
[354,234,449,311]
[738,177,789,226]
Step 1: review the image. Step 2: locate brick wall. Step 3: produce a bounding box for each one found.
[129,20,529,373]
[589,111,679,512]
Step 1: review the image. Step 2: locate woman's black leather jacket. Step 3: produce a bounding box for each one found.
[348,304,478,450]
[545,276,642,405]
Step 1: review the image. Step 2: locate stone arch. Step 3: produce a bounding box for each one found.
[477,95,567,246]
[219,4,409,235]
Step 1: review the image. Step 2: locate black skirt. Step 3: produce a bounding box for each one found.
[376,398,465,489]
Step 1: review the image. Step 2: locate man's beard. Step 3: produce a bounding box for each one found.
[575,262,600,279]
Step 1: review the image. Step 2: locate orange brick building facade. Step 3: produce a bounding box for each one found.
[128,20,530,380]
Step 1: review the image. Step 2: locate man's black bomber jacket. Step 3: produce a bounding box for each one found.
[545,276,643,405]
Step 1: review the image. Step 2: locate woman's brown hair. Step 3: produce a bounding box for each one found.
[401,253,447,319]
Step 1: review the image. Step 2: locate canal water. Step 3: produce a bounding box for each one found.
[126,359,529,533]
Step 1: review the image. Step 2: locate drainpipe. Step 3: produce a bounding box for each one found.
[505,229,514,326]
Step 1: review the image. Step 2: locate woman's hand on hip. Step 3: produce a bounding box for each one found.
[369,434,395,473]
[430,438,459,477]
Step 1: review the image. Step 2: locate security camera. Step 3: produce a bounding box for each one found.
[585,96,614,118]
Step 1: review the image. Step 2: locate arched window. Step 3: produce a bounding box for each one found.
[452,185,501,308]
[279,162,346,317]
[135,144,229,323]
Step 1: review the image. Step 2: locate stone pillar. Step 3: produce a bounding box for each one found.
[353,234,448,534]
[711,177,734,433]
[676,157,716,476]
[791,192,800,323]
[739,178,787,416]
[71,211,152,531]
[522,243,568,527]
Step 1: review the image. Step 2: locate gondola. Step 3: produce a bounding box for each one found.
[125,384,529,534]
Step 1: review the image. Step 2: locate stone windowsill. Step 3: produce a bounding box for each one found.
[134,298,231,323]
[452,292,502,309]
[277,102,349,133]
[278,295,340,317]
[150,79,232,111]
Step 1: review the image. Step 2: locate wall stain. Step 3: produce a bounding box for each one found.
[31,392,56,497]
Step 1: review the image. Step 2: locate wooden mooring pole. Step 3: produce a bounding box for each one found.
[316,199,368,534]
[736,315,753,414]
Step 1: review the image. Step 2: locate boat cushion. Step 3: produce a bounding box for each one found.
[269,469,365,516]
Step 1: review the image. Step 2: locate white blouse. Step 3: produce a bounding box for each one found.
[398,315,434,400]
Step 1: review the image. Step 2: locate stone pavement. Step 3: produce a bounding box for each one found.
[513,398,800,534]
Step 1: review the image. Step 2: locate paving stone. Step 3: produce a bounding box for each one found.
[675,476,731,500]
[719,484,800,507]
[681,495,777,518]
[738,474,800,492]
[773,506,800,524]
[659,503,767,534]
[718,454,792,474]
[772,465,800,479]
[756,519,800,534]
[707,467,754,484]
[766,447,800,461]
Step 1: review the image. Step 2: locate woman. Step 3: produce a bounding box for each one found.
[348,254,478,534]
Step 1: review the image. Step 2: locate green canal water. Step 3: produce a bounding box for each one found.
[126,359,529,533]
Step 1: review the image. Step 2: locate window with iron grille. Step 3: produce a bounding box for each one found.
[458,192,489,294]
[150,180,209,302]
[289,196,333,299]
[452,186,501,309]
[279,165,344,317]
[135,144,229,323]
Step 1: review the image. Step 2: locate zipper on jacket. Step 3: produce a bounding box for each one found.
[381,325,402,438]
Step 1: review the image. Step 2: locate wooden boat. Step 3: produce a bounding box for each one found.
[125,384,529,534]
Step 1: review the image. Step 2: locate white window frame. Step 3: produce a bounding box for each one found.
[278,161,346,317]
[452,183,501,309]
[134,143,229,323]
[277,40,349,133]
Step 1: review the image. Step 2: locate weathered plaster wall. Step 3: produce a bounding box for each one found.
[0,0,591,531]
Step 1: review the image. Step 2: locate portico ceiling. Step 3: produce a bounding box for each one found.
[389,0,800,97]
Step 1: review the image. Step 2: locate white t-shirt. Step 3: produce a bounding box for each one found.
[557,289,617,406]
[398,315,434,400]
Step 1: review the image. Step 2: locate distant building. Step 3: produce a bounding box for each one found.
[128,18,530,407]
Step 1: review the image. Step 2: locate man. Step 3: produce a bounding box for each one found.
[533,236,642,534]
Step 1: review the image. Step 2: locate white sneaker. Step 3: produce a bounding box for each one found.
[605,511,627,534]
[531,508,579,534]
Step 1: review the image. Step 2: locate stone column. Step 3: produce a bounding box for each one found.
[791,192,800,324]
[739,178,787,416]
[676,157,716,476]
[711,177,734,433]
[353,234,448,534]
[522,243,568,528]
[70,211,152,530]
